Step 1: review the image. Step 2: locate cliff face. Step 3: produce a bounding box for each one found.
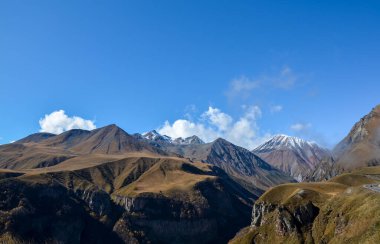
[111,176,253,243]
[0,156,254,244]
[0,178,123,244]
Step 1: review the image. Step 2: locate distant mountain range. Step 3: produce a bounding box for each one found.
[141,130,205,145]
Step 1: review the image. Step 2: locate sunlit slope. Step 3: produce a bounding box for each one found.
[231,166,380,244]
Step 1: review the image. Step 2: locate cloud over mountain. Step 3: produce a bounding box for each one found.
[39,110,96,134]
[158,106,271,149]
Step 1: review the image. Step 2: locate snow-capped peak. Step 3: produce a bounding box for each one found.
[173,135,205,145]
[142,130,172,142]
[253,134,331,182]
[254,134,319,152]
[142,130,205,145]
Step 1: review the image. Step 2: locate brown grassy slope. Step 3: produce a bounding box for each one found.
[162,138,295,195]
[0,155,255,244]
[0,125,167,171]
[0,143,76,170]
[41,124,165,155]
[230,166,380,244]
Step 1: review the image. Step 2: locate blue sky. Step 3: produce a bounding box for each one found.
[1,1,380,149]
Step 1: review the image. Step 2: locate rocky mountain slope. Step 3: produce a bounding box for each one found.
[333,105,380,169]
[309,105,380,181]
[136,130,295,194]
[141,133,295,195]
[253,135,331,181]
[230,166,380,244]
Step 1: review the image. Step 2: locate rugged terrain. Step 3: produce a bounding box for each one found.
[230,166,380,243]
[0,155,256,243]
[3,104,380,244]
[0,125,293,243]
[140,132,295,195]
[310,105,380,181]
[253,135,331,181]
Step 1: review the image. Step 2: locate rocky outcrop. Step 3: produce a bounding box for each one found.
[74,188,113,216]
[251,202,276,226]
[250,201,319,236]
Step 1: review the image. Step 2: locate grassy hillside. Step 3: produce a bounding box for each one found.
[0,155,255,243]
[230,166,380,244]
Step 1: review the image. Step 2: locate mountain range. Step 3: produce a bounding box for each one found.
[231,104,380,244]
[0,124,293,243]
[1,105,380,243]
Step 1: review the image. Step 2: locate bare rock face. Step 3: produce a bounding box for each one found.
[250,201,319,236]
[333,105,380,170]
[251,202,276,227]
[74,187,113,217]
[308,105,380,181]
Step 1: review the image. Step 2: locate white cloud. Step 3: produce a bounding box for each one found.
[39,110,96,134]
[226,76,260,100]
[202,107,233,131]
[290,123,312,132]
[270,105,283,113]
[158,119,217,142]
[158,105,271,149]
[227,66,299,100]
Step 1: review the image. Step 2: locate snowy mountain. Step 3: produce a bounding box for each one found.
[253,134,331,181]
[142,130,205,145]
[173,135,205,145]
[142,130,173,143]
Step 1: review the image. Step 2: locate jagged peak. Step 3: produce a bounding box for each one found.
[142,130,172,142]
[142,130,205,145]
[172,135,205,145]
